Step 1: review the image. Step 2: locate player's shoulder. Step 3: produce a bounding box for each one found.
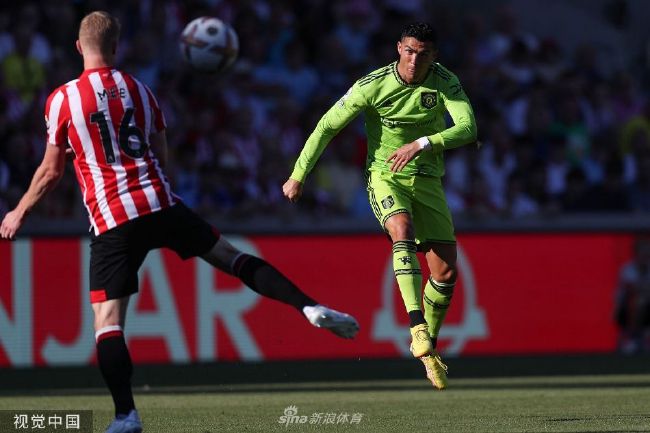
[45,78,79,106]
[112,69,139,89]
[120,70,155,97]
[429,62,459,83]
[355,63,394,88]
[48,79,74,97]
[117,69,139,84]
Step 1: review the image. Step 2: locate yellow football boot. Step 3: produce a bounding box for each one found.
[409,323,433,358]
[420,351,448,390]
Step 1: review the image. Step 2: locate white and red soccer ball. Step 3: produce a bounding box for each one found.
[179,16,239,73]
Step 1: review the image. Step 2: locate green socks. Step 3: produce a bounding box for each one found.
[392,240,422,313]
[423,276,455,338]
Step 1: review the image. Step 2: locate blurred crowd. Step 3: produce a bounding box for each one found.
[0,0,648,227]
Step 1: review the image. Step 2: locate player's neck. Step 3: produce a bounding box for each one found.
[396,63,426,85]
[83,54,114,70]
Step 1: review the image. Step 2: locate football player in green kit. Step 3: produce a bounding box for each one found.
[283,22,478,390]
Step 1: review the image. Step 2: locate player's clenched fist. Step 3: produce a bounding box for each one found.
[282,178,303,203]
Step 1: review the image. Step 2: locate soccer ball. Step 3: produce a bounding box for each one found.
[179,16,239,73]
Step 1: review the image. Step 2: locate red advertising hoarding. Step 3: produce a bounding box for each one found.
[0,233,631,367]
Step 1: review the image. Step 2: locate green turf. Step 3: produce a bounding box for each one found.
[1,375,650,432]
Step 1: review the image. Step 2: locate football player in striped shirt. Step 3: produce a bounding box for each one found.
[284,22,478,390]
[0,11,358,433]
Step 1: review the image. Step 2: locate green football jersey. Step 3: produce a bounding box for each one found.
[290,61,477,180]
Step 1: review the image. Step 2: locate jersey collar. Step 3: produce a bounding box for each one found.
[80,66,114,77]
[392,61,430,88]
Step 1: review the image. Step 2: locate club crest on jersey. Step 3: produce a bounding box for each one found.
[381,195,395,209]
[420,91,437,109]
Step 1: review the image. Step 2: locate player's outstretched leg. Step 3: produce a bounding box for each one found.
[233,253,360,338]
[302,304,359,339]
[201,237,359,339]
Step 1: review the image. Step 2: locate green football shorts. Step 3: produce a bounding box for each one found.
[366,170,456,247]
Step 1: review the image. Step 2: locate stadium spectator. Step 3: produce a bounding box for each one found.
[580,157,630,212]
[560,167,591,213]
[331,0,377,65]
[1,26,46,118]
[551,92,591,168]
[503,170,539,218]
[477,119,517,211]
[545,135,570,199]
[0,3,52,65]
[627,153,650,213]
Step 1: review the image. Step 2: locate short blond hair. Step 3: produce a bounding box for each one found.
[78,11,120,56]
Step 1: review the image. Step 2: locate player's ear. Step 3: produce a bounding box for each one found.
[75,40,83,56]
[397,40,402,56]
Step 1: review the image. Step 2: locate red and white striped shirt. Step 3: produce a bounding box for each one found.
[44,67,176,235]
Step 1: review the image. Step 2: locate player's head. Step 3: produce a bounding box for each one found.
[397,22,437,84]
[400,22,437,46]
[77,11,120,60]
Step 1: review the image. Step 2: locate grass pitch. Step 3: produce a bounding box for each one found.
[1,374,650,432]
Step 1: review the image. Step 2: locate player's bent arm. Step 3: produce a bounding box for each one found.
[290,84,367,183]
[149,130,168,168]
[422,76,478,153]
[0,142,66,239]
[424,98,477,153]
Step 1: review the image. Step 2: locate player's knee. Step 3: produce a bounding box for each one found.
[430,266,457,285]
[94,314,120,332]
[201,237,241,272]
[92,303,124,331]
[385,214,414,241]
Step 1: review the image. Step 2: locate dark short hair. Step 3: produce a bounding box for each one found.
[400,22,437,46]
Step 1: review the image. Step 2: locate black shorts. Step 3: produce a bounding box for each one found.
[89,203,220,303]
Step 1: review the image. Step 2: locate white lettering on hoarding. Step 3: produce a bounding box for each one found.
[127,249,190,362]
[197,236,262,361]
[42,239,94,365]
[42,241,192,364]
[0,240,32,366]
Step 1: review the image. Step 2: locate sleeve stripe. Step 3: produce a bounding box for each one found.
[143,84,166,131]
[359,66,391,83]
[432,64,452,81]
[359,69,392,86]
[47,90,65,144]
